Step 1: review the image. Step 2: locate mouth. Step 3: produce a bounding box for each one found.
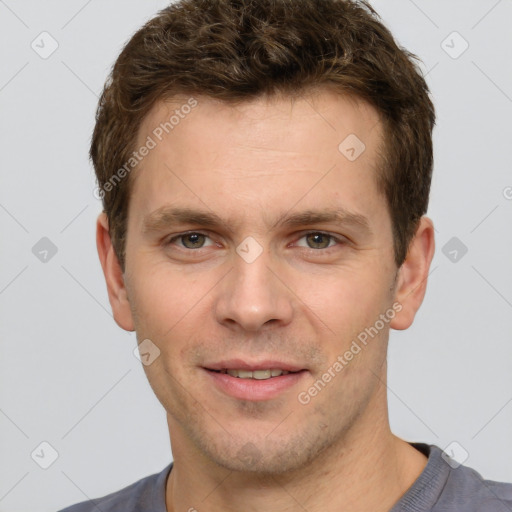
[207,368,298,380]
[203,360,308,401]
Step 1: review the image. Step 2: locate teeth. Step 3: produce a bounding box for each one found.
[253,370,271,380]
[224,369,290,379]
[231,369,253,379]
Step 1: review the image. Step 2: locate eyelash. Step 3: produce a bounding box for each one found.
[165,231,346,253]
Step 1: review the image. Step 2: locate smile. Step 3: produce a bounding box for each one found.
[210,368,293,379]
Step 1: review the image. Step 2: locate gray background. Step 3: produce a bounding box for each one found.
[0,1,511,510]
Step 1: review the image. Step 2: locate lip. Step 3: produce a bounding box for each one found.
[203,366,308,402]
[203,358,305,373]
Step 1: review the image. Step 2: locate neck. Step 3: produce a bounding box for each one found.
[165,384,427,512]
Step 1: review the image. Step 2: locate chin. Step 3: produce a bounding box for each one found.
[196,428,337,476]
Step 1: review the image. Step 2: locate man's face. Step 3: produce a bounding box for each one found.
[121,89,401,473]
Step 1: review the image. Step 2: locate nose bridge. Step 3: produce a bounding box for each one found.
[215,245,293,331]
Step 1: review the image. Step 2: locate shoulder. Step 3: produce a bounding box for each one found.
[432,447,512,512]
[57,463,172,512]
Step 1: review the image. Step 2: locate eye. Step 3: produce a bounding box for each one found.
[295,232,342,250]
[168,232,214,249]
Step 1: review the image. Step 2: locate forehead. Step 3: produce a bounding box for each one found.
[137,88,382,156]
[130,88,387,229]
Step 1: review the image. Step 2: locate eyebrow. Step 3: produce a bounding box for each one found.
[279,208,372,235]
[142,206,373,236]
[142,207,231,234]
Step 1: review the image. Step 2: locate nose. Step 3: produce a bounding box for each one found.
[214,249,294,332]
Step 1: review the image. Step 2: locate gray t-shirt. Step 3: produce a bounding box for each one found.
[58,443,512,511]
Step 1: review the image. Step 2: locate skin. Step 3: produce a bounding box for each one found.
[97,87,435,512]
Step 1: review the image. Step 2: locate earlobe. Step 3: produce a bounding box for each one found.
[96,212,135,331]
[390,216,435,331]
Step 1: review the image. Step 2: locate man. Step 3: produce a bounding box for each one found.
[59,0,512,511]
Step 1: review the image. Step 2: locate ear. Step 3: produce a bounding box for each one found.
[96,212,135,331]
[390,216,435,330]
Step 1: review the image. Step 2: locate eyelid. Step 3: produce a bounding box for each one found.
[166,230,216,248]
[164,229,348,250]
[293,230,347,249]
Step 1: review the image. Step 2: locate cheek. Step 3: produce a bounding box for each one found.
[294,267,392,333]
[129,262,205,338]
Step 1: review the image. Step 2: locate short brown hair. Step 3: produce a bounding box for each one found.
[91,0,435,272]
